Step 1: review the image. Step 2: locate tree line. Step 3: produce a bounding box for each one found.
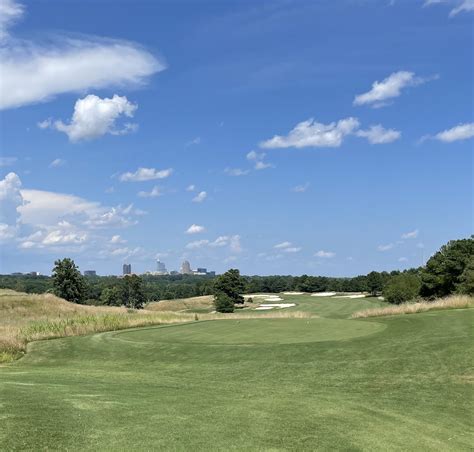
[1,236,472,311]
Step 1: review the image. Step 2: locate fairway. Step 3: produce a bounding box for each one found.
[1,293,473,451]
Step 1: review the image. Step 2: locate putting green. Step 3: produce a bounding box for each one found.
[112,318,386,345]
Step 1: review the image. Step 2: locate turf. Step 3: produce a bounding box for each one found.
[1,295,473,450]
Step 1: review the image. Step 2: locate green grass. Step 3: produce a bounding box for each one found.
[1,293,473,450]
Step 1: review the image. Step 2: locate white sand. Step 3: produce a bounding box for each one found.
[264,297,283,302]
[378,296,385,300]
[259,303,296,309]
[255,306,274,310]
[340,294,366,299]
[311,292,337,297]
[282,292,304,295]
[244,294,276,298]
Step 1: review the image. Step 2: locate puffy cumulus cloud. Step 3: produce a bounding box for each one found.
[192,191,207,203]
[433,122,474,142]
[246,150,273,170]
[356,124,401,144]
[0,0,23,41]
[401,229,419,239]
[120,167,173,182]
[110,234,126,244]
[353,71,435,108]
[260,117,360,149]
[186,224,205,234]
[0,0,164,110]
[138,186,161,198]
[274,241,292,249]
[40,95,137,142]
[315,250,336,258]
[0,171,23,241]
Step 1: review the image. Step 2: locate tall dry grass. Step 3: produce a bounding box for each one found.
[0,290,313,363]
[352,295,473,319]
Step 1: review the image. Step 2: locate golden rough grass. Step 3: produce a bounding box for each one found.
[0,290,313,363]
[352,295,473,319]
[146,295,214,312]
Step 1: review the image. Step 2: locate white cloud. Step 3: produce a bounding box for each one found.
[185,239,209,250]
[274,241,301,253]
[424,0,474,16]
[401,229,419,239]
[291,183,310,193]
[0,0,23,41]
[0,156,17,167]
[120,167,173,182]
[41,94,137,142]
[274,241,292,249]
[192,191,207,203]
[433,122,474,142]
[0,1,164,111]
[186,137,201,146]
[110,234,126,244]
[450,0,474,15]
[0,171,23,241]
[186,224,205,234]
[260,117,360,149]
[377,243,394,251]
[138,186,161,198]
[315,250,336,258]
[356,124,401,144]
[353,71,434,108]
[49,158,65,168]
[246,150,265,161]
[254,161,273,170]
[186,184,196,192]
[225,168,250,176]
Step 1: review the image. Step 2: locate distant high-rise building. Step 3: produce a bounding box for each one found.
[196,267,207,274]
[156,260,167,273]
[84,270,97,277]
[123,263,131,275]
[180,260,192,274]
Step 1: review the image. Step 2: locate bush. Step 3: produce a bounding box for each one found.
[214,293,235,313]
[384,274,421,305]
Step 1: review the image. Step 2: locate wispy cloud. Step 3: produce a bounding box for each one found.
[356,124,401,144]
[137,186,162,198]
[119,167,173,182]
[291,183,310,193]
[49,158,66,168]
[353,71,436,108]
[377,243,394,251]
[401,229,419,239]
[186,137,201,146]
[0,156,17,167]
[192,191,207,203]
[225,168,250,176]
[315,250,335,258]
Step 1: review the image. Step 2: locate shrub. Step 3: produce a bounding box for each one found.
[214,293,235,313]
[384,274,421,305]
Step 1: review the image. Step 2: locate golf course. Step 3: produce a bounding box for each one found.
[1,292,472,450]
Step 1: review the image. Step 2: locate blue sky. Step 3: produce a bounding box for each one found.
[0,0,472,276]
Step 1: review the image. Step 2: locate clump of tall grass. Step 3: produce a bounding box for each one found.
[352,295,473,319]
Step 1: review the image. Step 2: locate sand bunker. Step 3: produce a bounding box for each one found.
[255,306,275,310]
[282,292,304,295]
[340,294,366,299]
[311,292,337,297]
[259,303,296,309]
[264,297,283,302]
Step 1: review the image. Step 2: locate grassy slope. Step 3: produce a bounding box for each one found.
[1,293,472,450]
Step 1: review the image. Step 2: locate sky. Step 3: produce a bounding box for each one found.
[0,0,472,277]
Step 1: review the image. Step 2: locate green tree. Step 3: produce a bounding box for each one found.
[457,256,474,295]
[120,275,146,309]
[51,258,86,304]
[420,236,474,298]
[100,286,121,306]
[366,271,383,296]
[213,269,245,313]
[384,274,421,304]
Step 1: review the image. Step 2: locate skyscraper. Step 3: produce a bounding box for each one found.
[123,263,131,275]
[156,260,167,273]
[180,260,192,274]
